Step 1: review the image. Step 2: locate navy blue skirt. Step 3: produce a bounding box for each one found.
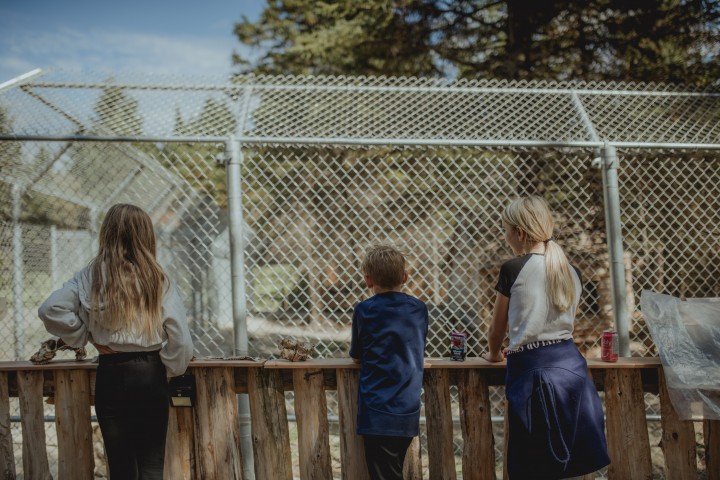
[505,339,610,479]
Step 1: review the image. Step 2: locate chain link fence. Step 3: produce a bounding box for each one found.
[1,70,718,478]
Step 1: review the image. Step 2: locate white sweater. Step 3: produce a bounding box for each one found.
[38,267,194,376]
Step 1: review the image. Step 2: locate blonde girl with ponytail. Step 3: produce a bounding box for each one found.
[482,196,610,479]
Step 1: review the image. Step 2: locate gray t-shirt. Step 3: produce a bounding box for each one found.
[495,254,581,350]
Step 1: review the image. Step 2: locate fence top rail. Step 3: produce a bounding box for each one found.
[2,134,720,151]
[19,79,720,98]
[0,356,661,372]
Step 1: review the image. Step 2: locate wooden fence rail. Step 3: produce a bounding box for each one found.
[0,357,717,480]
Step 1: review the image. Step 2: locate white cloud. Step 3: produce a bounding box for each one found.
[0,25,247,81]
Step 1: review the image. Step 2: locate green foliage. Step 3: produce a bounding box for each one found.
[234,0,719,86]
[93,83,143,136]
[0,105,22,174]
[234,0,442,76]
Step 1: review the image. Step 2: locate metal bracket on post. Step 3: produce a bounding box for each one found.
[600,143,631,357]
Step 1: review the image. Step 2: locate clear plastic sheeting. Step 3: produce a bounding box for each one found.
[640,290,720,420]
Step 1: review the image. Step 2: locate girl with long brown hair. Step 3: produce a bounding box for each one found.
[39,203,194,480]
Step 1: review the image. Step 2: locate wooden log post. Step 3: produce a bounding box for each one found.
[705,420,719,480]
[336,368,369,480]
[604,368,652,480]
[458,369,495,480]
[293,368,332,480]
[0,372,15,480]
[423,369,456,480]
[17,371,51,480]
[248,368,292,480]
[164,406,194,480]
[192,367,243,479]
[54,369,94,480]
[403,435,422,480]
[658,369,697,478]
[502,400,509,480]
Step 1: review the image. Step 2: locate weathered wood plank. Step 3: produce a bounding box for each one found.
[658,369,696,478]
[502,400,509,480]
[164,405,194,480]
[336,368,369,480]
[17,371,51,479]
[424,369,456,480]
[54,369,94,480]
[0,372,16,480]
[403,434,422,480]
[292,368,332,480]
[0,356,663,372]
[705,420,719,480]
[604,368,652,480]
[247,368,292,480]
[192,367,243,479]
[458,369,495,480]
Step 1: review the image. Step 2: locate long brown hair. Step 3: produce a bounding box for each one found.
[502,196,577,312]
[90,203,165,341]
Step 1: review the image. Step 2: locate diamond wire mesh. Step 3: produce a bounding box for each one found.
[239,144,612,360]
[0,141,232,361]
[1,70,718,143]
[617,149,720,355]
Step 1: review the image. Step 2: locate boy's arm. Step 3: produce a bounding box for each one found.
[349,308,361,361]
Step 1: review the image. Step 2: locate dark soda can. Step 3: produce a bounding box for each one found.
[601,329,619,362]
[450,332,467,361]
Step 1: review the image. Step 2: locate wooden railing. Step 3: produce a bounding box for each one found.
[0,357,718,480]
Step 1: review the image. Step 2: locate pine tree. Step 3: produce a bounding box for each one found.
[234,0,720,86]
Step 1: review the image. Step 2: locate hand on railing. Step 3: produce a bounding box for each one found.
[481,350,505,363]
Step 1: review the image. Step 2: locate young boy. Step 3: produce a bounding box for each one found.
[350,245,429,480]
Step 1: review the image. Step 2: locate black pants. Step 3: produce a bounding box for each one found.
[95,350,169,480]
[363,435,413,480]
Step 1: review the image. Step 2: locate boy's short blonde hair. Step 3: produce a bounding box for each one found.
[361,245,407,289]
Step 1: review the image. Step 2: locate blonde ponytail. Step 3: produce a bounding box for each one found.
[502,196,576,312]
[544,240,576,312]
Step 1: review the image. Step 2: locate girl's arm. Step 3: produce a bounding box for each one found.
[38,273,90,348]
[482,293,509,363]
[160,283,194,377]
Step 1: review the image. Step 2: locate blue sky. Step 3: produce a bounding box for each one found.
[0,0,266,82]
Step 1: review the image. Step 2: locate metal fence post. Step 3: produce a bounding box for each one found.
[600,143,631,356]
[227,136,249,355]
[12,185,24,359]
[226,135,255,479]
[50,225,58,289]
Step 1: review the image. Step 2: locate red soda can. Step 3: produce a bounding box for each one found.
[601,329,619,362]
